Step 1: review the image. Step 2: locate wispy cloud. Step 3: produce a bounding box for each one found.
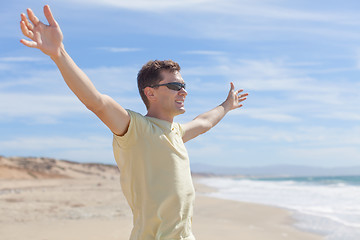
[0,65,138,93]
[316,112,360,121]
[0,69,62,91]
[182,50,225,56]
[185,122,360,166]
[83,66,139,93]
[282,147,360,165]
[0,57,46,62]
[97,47,142,53]
[233,108,301,123]
[185,58,322,92]
[0,93,86,123]
[65,0,359,26]
[0,63,11,71]
[0,135,114,163]
[184,56,360,124]
[0,63,141,123]
[64,0,210,12]
[49,0,360,45]
[355,47,360,69]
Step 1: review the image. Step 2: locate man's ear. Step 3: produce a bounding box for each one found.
[144,87,157,103]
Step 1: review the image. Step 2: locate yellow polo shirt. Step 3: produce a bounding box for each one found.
[113,110,196,240]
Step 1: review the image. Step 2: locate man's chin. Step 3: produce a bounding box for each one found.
[175,108,186,116]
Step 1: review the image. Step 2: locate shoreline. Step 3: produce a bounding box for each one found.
[193,176,325,240]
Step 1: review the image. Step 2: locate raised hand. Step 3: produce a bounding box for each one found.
[223,82,248,111]
[20,5,63,58]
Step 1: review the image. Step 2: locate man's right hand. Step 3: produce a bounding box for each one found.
[19,5,130,137]
[20,5,63,59]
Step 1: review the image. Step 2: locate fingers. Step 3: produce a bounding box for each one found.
[236,89,243,94]
[20,8,39,41]
[236,90,248,108]
[20,39,38,48]
[20,20,34,39]
[238,96,247,102]
[44,5,57,26]
[230,83,245,95]
[227,82,248,109]
[238,92,248,98]
[234,88,248,99]
[230,82,235,92]
[27,8,40,26]
[237,92,248,101]
[21,13,34,31]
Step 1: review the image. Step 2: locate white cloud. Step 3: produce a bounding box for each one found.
[97,47,142,53]
[0,93,86,122]
[0,62,142,123]
[64,0,210,12]
[185,122,360,166]
[0,135,114,164]
[215,124,360,147]
[182,50,225,56]
[183,56,360,123]
[74,0,360,42]
[0,64,138,93]
[282,147,360,165]
[63,0,359,27]
[232,108,300,123]
[0,136,103,150]
[0,57,46,62]
[355,47,360,69]
[187,144,224,158]
[0,91,145,124]
[184,58,309,91]
[0,69,62,91]
[83,66,139,93]
[9,0,360,46]
[316,112,360,121]
[0,63,12,71]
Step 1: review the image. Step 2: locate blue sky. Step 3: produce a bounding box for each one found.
[1,0,360,168]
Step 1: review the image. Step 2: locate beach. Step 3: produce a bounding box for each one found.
[0,157,323,240]
[0,179,323,240]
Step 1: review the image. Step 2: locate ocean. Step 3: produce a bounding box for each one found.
[197,175,360,240]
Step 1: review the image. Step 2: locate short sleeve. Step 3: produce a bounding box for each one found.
[113,109,141,148]
[177,122,185,138]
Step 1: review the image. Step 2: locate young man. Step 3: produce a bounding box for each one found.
[20,5,248,240]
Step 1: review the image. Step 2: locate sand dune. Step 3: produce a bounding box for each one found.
[0,156,119,180]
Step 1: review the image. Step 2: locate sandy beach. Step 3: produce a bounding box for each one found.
[0,157,323,240]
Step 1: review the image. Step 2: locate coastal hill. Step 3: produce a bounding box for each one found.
[0,156,119,180]
[0,156,216,180]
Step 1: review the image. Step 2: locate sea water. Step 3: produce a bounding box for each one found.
[197,175,360,240]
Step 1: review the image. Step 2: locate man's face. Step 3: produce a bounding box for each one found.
[154,70,187,117]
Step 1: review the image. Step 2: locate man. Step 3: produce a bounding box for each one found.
[20,5,248,240]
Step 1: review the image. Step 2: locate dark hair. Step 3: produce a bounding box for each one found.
[137,60,181,109]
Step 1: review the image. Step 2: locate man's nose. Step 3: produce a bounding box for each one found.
[179,87,187,96]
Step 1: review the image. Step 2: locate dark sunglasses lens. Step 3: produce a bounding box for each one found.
[166,83,185,91]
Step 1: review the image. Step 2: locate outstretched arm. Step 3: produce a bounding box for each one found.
[20,5,130,136]
[182,82,248,143]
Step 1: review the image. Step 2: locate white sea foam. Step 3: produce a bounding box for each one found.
[197,177,360,240]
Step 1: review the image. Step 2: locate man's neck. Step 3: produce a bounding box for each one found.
[145,109,174,123]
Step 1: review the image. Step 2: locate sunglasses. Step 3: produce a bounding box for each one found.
[150,82,186,91]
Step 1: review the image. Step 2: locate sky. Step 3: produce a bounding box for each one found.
[1,0,360,168]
